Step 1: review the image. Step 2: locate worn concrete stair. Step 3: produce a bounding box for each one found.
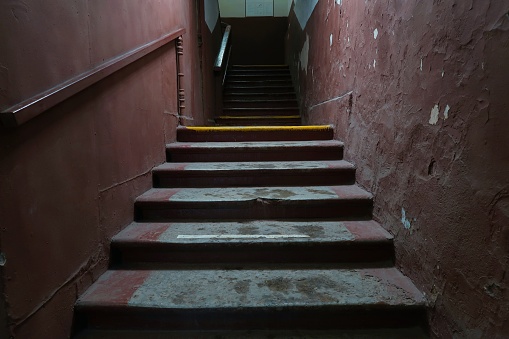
[73,124,428,337]
[166,140,344,162]
[176,125,334,142]
[217,65,301,126]
[110,220,394,268]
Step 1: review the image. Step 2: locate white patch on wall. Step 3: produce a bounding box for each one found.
[373,59,376,68]
[336,0,342,5]
[300,34,310,74]
[441,69,445,77]
[205,0,220,32]
[373,28,378,39]
[330,33,333,47]
[420,58,423,71]
[429,104,440,125]
[401,208,412,230]
[293,0,319,29]
[443,105,450,120]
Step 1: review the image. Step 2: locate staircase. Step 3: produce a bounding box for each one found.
[73,65,429,338]
[216,65,301,126]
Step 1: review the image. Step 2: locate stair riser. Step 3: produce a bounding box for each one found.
[76,307,426,331]
[226,81,293,87]
[176,129,333,142]
[134,201,373,222]
[228,75,291,81]
[166,148,343,162]
[223,100,298,109]
[230,67,289,72]
[222,109,299,117]
[225,86,295,93]
[224,93,297,100]
[153,169,356,188]
[214,118,301,126]
[112,242,394,268]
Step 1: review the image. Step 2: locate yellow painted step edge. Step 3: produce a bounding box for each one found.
[183,125,333,132]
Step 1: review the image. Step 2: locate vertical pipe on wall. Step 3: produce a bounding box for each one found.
[176,36,186,125]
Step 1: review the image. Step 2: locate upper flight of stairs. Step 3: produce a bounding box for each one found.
[216,65,301,126]
[73,64,428,338]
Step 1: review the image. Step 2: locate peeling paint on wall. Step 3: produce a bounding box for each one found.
[443,105,450,120]
[373,28,378,40]
[430,104,451,124]
[286,1,509,337]
[429,104,440,125]
[401,208,411,230]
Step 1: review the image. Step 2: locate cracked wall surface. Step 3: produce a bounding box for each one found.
[286,0,509,337]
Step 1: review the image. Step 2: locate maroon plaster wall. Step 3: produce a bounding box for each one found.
[222,17,288,65]
[0,0,214,337]
[287,1,509,338]
[198,0,224,122]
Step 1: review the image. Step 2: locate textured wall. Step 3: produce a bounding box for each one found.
[200,0,223,122]
[287,0,509,337]
[0,0,211,337]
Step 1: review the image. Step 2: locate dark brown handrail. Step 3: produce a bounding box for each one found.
[1,28,186,128]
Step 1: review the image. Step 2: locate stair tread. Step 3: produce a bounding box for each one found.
[224,99,298,103]
[223,107,299,110]
[154,160,354,173]
[136,185,372,204]
[113,220,392,245]
[76,267,425,309]
[75,328,428,339]
[167,140,343,151]
[216,115,301,119]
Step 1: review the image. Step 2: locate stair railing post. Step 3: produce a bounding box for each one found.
[176,36,186,125]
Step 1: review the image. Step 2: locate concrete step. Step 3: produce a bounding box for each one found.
[134,185,373,221]
[227,74,292,81]
[231,64,290,70]
[224,85,296,93]
[227,71,291,77]
[75,327,428,339]
[225,77,292,87]
[222,108,300,116]
[223,99,298,108]
[152,160,355,187]
[215,115,301,126]
[110,220,394,268]
[224,92,297,100]
[176,125,334,142]
[75,268,427,332]
[226,80,293,87]
[166,140,344,162]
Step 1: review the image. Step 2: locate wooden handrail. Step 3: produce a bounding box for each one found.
[214,24,231,72]
[1,28,186,128]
